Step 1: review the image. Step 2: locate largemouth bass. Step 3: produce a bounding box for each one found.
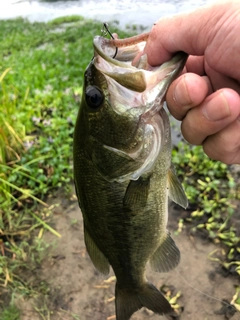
[74,31,188,320]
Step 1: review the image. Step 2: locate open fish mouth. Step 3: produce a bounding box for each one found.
[93,34,187,117]
[88,34,187,182]
[93,35,148,92]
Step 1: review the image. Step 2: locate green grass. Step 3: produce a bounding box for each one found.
[0,15,131,319]
[0,16,130,204]
[1,304,20,320]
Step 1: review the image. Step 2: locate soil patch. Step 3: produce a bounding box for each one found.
[20,188,240,320]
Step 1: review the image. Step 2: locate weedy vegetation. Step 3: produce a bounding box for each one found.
[0,16,131,319]
[172,143,240,277]
[0,16,239,319]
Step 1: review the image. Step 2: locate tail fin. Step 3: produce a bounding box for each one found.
[115,281,172,320]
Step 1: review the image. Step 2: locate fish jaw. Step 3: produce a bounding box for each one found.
[93,35,188,115]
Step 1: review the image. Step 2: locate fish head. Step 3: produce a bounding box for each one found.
[78,34,187,182]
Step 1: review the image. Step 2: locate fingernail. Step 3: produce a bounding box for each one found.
[202,91,230,121]
[173,75,192,106]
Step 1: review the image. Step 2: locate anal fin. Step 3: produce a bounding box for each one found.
[150,232,180,272]
[84,224,110,275]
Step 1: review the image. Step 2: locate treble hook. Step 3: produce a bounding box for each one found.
[102,23,118,59]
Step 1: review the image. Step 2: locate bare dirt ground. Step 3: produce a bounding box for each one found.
[20,187,240,320]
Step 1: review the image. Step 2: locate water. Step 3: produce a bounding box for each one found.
[1,0,214,29]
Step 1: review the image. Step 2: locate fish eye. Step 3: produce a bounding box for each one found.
[85,86,104,109]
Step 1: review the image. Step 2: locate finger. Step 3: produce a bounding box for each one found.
[203,117,240,164]
[181,89,240,145]
[185,56,205,75]
[144,4,224,66]
[204,60,240,93]
[185,57,240,92]
[166,73,211,120]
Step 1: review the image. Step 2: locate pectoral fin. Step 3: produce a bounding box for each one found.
[167,165,188,209]
[150,232,180,272]
[91,141,142,182]
[84,224,110,275]
[123,176,150,209]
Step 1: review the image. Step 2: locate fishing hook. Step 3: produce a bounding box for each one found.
[102,23,118,59]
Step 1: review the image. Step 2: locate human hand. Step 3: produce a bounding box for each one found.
[145,1,240,164]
